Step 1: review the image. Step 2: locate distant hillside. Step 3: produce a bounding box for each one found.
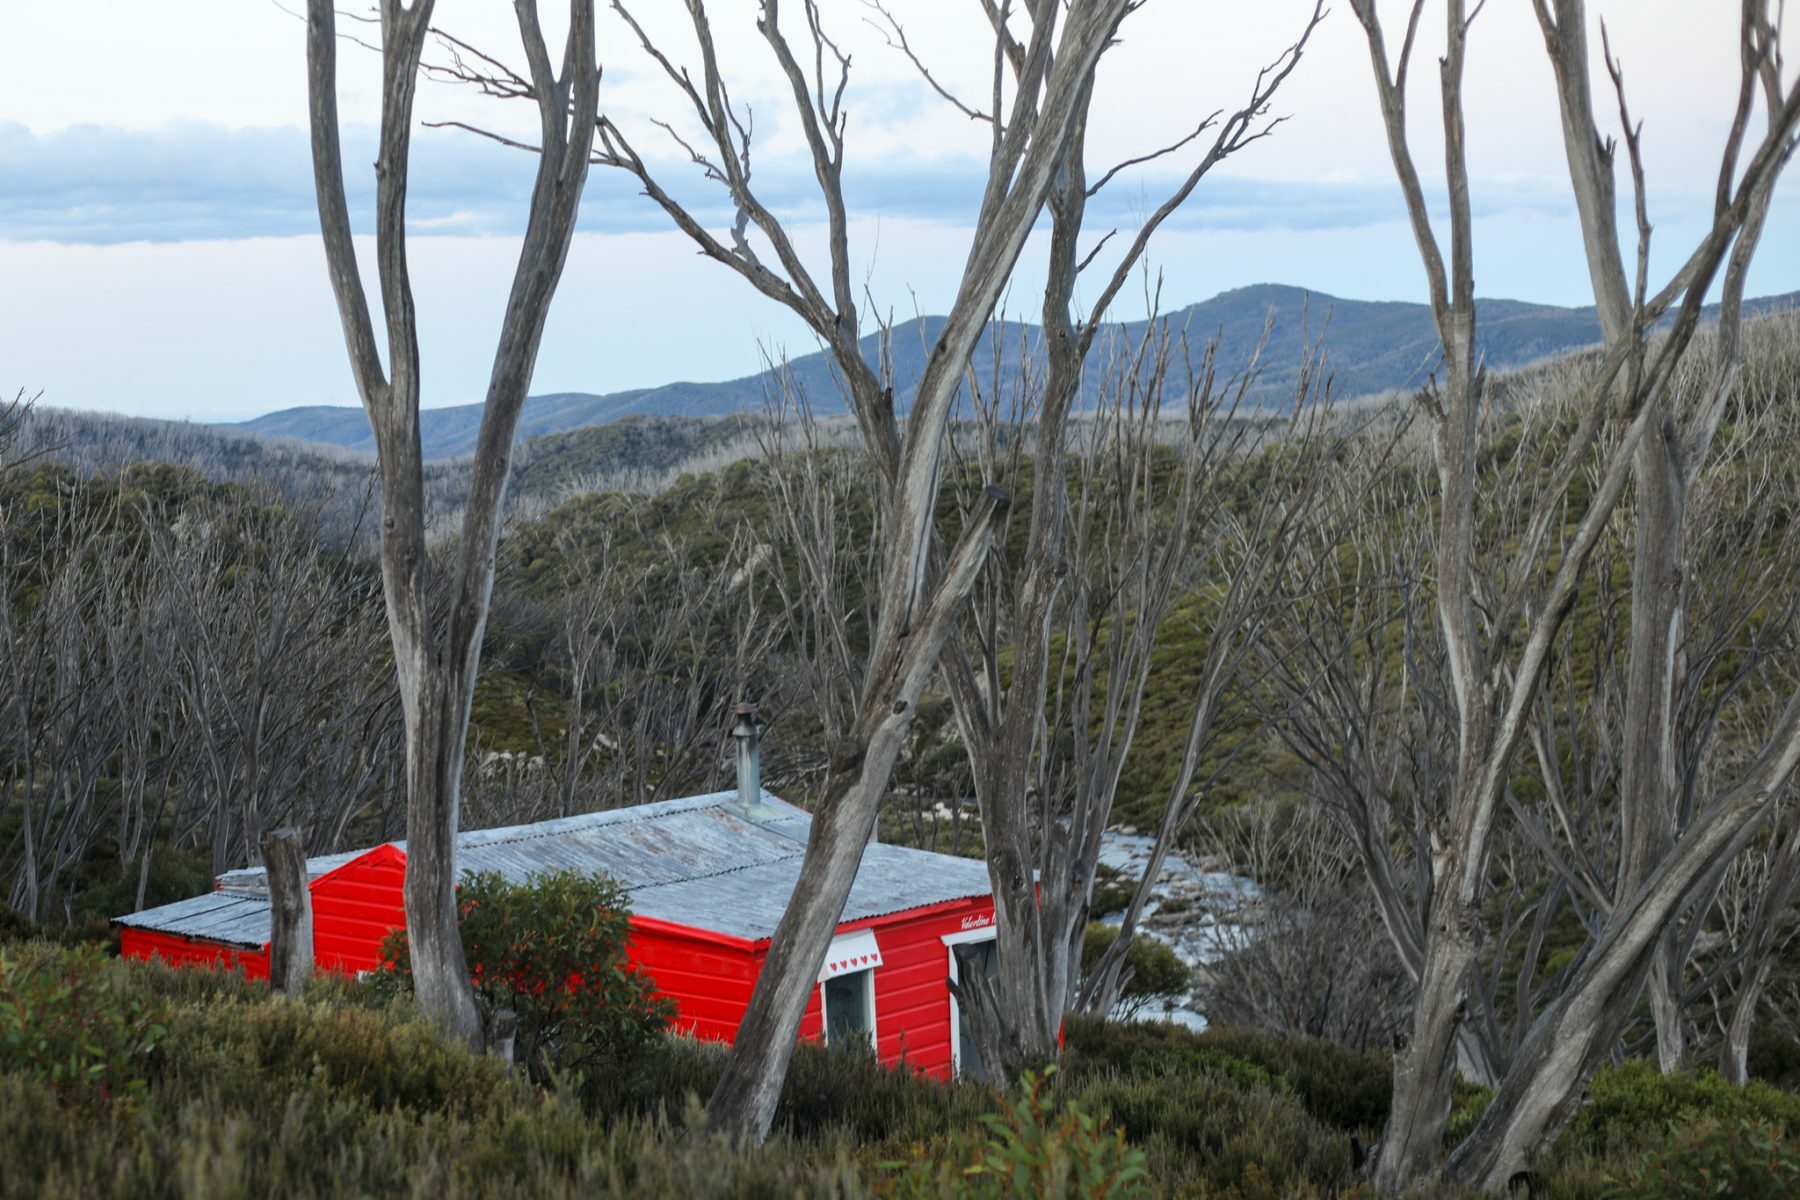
[17,405,781,542]
[215,283,1794,459]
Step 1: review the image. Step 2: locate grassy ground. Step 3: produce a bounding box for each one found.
[5,940,1800,1198]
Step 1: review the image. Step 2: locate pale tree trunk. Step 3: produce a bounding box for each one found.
[1261,453,1522,1088]
[1532,0,1792,1085]
[1432,8,1800,1185]
[695,1,1143,1141]
[1627,423,1692,1073]
[1345,2,1800,1190]
[1537,0,1694,1074]
[920,3,1324,1070]
[524,0,1137,1141]
[1348,4,1501,1184]
[1720,958,1773,1086]
[305,0,600,1049]
[1447,699,1800,1189]
[1720,808,1800,1084]
[707,491,1008,1133]
[262,826,313,997]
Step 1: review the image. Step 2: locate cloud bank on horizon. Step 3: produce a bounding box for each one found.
[0,118,1585,248]
[0,0,1793,421]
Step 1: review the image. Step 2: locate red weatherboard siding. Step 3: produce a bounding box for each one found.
[310,844,408,974]
[119,926,269,982]
[845,894,996,1080]
[627,918,760,1043]
[120,841,996,1081]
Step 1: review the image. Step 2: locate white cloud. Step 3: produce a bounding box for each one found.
[0,1,1793,422]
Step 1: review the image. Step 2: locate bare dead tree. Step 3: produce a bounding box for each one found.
[101,544,184,915]
[858,0,1330,1071]
[0,391,32,476]
[0,463,401,927]
[0,494,128,923]
[303,0,600,1049]
[151,510,397,876]
[1617,326,1800,1070]
[1278,321,1800,1105]
[745,381,885,783]
[1343,1,1800,1190]
[498,0,1139,1140]
[1704,783,1800,1084]
[1443,16,1800,1194]
[263,826,314,997]
[933,310,1330,1071]
[1532,0,1795,1076]
[1259,412,1520,1081]
[1197,798,1413,1053]
[485,500,783,824]
[1068,373,1332,1022]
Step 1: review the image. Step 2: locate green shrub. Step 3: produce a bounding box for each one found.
[1069,1065,1357,1196]
[882,1067,1149,1199]
[1560,1061,1800,1156]
[377,869,674,1095]
[775,1035,998,1145]
[156,990,522,1119]
[1081,925,1194,1020]
[1192,1027,1393,1134]
[1089,866,1135,917]
[1601,1116,1800,1200]
[1443,1082,1492,1148]
[0,1064,864,1200]
[1065,1016,1277,1093]
[1748,1026,1800,1091]
[624,1031,728,1117]
[0,942,168,1110]
[1064,1014,1392,1134]
[0,904,41,944]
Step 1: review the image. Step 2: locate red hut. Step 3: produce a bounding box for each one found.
[115,784,1000,1081]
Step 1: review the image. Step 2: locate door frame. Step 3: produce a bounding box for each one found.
[943,924,999,1077]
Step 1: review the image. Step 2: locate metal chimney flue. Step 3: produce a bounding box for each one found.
[730,702,776,821]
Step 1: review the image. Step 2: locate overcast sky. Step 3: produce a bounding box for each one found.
[1,1,1794,422]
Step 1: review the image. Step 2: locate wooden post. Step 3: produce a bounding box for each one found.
[488,1008,518,1068]
[262,826,313,996]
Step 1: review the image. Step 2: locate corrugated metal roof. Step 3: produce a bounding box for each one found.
[114,890,271,949]
[632,840,995,941]
[216,849,364,896]
[116,789,993,945]
[455,793,806,889]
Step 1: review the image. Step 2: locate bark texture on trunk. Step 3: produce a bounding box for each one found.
[1721,813,1800,1084]
[953,5,1326,1070]
[1347,2,1800,1190]
[702,1,1151,1142]
[1441,9,1800,1173]
[706,490,1011,1139]
[262,826,313,997]
[1719,957,1772,1086]
[305,0,600,1049]
[1444,749,1800,1190]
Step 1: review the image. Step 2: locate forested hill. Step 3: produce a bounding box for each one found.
[228,284,1800,459]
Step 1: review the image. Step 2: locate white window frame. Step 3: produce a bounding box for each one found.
[942,925,999,1077]
[817,928,883,982]
[820,964,879,1047]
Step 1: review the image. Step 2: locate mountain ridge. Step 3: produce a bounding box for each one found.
[228,284,1800,460]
